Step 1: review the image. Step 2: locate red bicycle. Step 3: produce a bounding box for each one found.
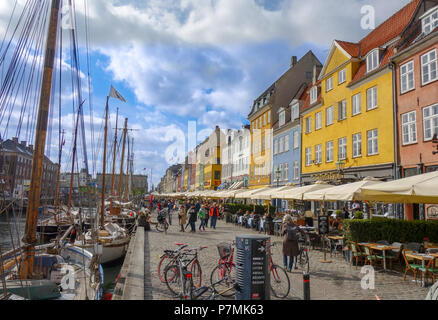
[267,242,290,299]
[209,241,236,297]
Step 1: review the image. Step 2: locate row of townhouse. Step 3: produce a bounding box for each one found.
[159,0,438,221]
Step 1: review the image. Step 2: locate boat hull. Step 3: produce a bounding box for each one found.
[75,239,129,264]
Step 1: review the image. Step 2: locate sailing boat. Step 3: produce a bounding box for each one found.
[0,0,103,300]
[74,91,130,264]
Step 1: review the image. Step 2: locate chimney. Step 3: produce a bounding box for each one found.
[12,137,18,144]
[21,141,27,147]
[291,56,297,68]
[312,64,317,84]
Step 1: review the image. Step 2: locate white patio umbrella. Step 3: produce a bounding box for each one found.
[360,170,438,204]
[234,186,272,199]
[274,181,333,200]
[303,177,383,201]
[250,185,296,200]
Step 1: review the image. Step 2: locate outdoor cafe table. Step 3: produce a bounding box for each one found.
[405,252,438,287]
[357,243,398,272]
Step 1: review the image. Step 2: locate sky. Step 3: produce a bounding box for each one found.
[0,0,412,189]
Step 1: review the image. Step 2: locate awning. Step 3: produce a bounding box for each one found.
[274,182,333,200]
[251,185,296,200]
[234,186,272,199]
[303,177,383,202]
[360,170,438,204]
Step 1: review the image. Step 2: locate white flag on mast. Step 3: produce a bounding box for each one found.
[109,85,126,102]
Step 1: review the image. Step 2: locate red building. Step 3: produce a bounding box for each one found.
[392,2,438,220]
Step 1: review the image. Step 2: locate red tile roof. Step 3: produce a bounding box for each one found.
[336,40,361,57]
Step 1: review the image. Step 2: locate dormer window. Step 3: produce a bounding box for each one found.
[310,86,317,104]
[421,6,438,35]
[367,49,379,73]
[279,108,286,127]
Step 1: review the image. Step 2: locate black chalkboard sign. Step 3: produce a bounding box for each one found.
[318,215,329,235]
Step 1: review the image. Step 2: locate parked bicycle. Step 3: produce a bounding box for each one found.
[210,241,236,298]
[156,209,169,233]
[192,276,242,300]
[164,245,207,299]
[267,241,290,299]
[296,227,311,274]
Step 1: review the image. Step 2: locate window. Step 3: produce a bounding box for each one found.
[310,86,317,104]
[274,138,278,155]
[366,86,378,111]
[279,136,284,153]
[423,104,438,141]
[262,114,266,126]
[262,136,265,151]
[338,100,347,121]
[284,163,289,181]
[367,49,379,73]
[400,61,415,93]
[422,7,438,35]
[293,161,299,180]
[352,93,361,116]
[291,104,299,121]
[338,68,346,84]
[285,135,289,152]
[214,171,221,180]
[268,111,271,123]
[338,137,347,160]
[315,112,322,130]
[367,129,378,155]
[279,110,286,127]
[352,133,362,158]
[421,49,437,85]
[278,164,283,180]
[293,131,299,149]
[305,116,312,133]
[326,106,334,126]
[326,77,333,91]
[401,111,417,145]
[326,141,334,162]
[305,147,312,166]
[315,144,322,164]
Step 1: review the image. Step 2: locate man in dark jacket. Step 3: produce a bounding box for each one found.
[188,204,197,233]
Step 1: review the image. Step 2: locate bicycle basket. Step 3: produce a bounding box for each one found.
[217,242,231,259]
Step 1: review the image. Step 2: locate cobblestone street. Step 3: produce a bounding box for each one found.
[145,215,430,300]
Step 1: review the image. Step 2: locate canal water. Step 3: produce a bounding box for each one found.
[0,212,123,296]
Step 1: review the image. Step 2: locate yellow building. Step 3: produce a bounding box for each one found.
[301,1,420,184]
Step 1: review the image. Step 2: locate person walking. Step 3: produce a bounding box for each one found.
[178,205,187,232]
[198,204,207,232]
[209,202,220,229]
[167,200,173,225]
[204,202,210,228]
[281,214,304,272]
[188,204,197,233]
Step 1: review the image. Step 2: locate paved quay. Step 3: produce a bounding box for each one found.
[115,215,430,300]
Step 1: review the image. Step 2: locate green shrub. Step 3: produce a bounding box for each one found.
[343,218,438,244]
[354,211,364,219]
[226,203,276,215]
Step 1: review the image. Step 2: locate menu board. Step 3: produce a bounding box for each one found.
[318,215,329,235]
[250,238,269,300]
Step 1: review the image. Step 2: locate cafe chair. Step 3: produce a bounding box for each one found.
[406,242,423,253]
[350,242,365,269]
[363,246,379,267]
[385,242,404,270]
[402,249,421,283]
[417,256,438,287]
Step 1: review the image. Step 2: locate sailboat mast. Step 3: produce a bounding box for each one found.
[124,137,130,202]
[100,97,109,228]
[22,0,61,279]
[117,118,128,204]
[110,108,118,212]
[53,130,65,214]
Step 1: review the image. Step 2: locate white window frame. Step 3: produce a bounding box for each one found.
[305,116,312,133]
[310,86,317,104]
[315,111,322,130]
[305,147,312,166]
[423,103,438,141]
[401,111,417,145]
[338,68,346,84]
[291,104,299,121]
[293,161,299,180]
[326,77,333,92]
[400,61,415,93]
[315,144,322,164]
[366,86,378,111]
[326,106,334,126]
[367,129,379,156]
[422,7,438,35]
[279,110,286,127]
[268,110,271,124]
[293,131,299,150]
[285,134,290,152]
[326,141,334,163]
[352,133,362,158]
[367,49,379,73]
[338,100,347,121]
[421,49,437,86]
[338,137,347,160]
[279,136,284,153]
[284,163,289,181]
[352,93,361,116]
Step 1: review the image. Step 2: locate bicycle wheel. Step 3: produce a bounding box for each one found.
[190,260,202,288]
[298,250,310,273]
[156,222,164,232]
[158,255,173,283]
[270,264,290,299]
[164,264,181,297]
[210,263,236,298]
[164,221,169,234]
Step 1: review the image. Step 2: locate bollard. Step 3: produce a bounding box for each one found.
[303,272,310,300]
